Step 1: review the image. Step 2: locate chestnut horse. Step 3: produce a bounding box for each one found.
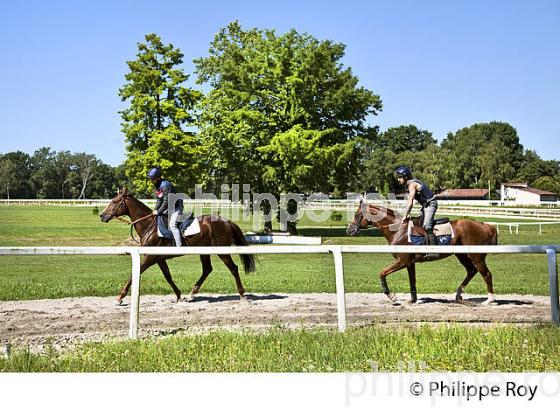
[100,188,255,305]
[346,202,498,305]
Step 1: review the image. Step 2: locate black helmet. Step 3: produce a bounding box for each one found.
[396,166,412,179]
[146,167,162,179]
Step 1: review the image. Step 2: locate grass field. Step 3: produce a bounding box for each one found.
[0,205,556,300]
[2,325,560,372]
[1,205,559,373]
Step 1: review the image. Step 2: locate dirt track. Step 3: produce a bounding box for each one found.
[0,292,551,351]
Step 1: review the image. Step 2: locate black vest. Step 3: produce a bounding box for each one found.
[407,178,435,206]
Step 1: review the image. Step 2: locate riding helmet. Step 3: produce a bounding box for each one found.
[396,166,412,179]
[146,167,162,179]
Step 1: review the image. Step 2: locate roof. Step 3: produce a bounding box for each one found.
[503,182,528,187]
[515,186,557,196]
[436,189,489,198]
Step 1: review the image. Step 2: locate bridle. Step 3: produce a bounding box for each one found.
[348,203,407,234]
[106,194,156,244]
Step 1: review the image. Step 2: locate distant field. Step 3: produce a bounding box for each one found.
[0,205,557,300]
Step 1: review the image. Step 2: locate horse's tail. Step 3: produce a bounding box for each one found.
[230,221,256,274]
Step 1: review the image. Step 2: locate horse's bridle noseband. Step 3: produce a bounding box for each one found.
[106,194,156,244]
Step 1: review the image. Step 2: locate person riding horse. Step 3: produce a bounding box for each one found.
[396,166,438,248]
[147,167,183,247]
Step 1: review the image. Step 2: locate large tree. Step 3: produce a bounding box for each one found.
[441,122,522,189]
[119,33,202,194]
[194,21,381,231]
[0,151,34,199]
[375,125,436,154]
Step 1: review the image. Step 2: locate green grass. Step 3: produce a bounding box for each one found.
[1,205,559,373]
[0,205,557,300]
[2,325,560,372]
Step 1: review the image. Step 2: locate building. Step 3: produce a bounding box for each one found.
[501,182,558,205]
[436,189,489,200]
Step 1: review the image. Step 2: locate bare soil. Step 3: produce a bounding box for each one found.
[0,292,551,351]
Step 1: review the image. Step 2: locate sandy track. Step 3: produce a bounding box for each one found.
[0,293,551,350]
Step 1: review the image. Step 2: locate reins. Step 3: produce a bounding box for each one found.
[114,214,157,244]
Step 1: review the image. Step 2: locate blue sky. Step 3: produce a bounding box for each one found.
[1,0,559,165]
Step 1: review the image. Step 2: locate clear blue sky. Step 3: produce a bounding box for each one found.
[1,0,559,165]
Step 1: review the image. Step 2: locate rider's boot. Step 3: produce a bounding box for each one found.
[424,228,439,260]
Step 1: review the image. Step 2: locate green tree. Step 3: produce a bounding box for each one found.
[195,21,382,231]
[0,151,34,198]
[532,176,560,195]
[441,122,522,189]
[362,149,399,195]
[516,150,560,184]
[375,125,436,154]
[119,33,202,194]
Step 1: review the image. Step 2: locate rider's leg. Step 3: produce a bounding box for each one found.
[423,200,438,245]
[169,209,183,247]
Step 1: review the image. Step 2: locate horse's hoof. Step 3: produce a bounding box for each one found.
[482,299,497,306]
[185,295,195,303]
[407,299,417,304]
[386,292,396,302]
[115,299,124,306]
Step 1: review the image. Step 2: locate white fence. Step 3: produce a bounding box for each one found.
[0,244,559,338]
[486,221,560,235]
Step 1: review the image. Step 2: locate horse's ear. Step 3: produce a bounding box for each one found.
[117,187,120,195]
[122,187,128,195]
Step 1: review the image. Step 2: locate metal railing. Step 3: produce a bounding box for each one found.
[0,244,558,338]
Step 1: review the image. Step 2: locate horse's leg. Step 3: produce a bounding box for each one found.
[470,254,496,305]
[116,255,159,305]
[379,257,408,302]
[218,254,246,300]
[186,255,213,302]
[406,264,417,303]
[157,260,181,302]
[454,254,478,301]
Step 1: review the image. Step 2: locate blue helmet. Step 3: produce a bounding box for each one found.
[396,166,412,179]
[146,167,162,179]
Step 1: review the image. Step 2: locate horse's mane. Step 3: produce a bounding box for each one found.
[366,203,398,218]
[126,194,152,214]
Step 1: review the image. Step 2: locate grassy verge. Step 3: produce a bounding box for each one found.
[2,325,559,372]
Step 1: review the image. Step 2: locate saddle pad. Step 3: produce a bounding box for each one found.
[408,220,454,242]
[434,222,454,237]
[182,217,201,237]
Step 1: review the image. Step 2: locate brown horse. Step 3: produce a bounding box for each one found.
[100,188,255,305]
[346,201,498,305]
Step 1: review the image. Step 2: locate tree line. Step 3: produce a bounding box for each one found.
[0,148,128,199]
[1,21,559,203]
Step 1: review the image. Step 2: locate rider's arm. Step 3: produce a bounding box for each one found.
[404,182,417,218]
[154,182,171,215]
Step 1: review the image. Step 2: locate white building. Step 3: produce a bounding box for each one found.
[500,182,558,205]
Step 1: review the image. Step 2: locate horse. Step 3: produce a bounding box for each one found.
[100,188,255,305]
[346,201,498,305]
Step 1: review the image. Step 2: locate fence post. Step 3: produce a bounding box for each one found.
[545,248,559,326]
[128,248,141,339]
[331,245,347,332]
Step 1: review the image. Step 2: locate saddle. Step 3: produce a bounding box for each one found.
[157,214,201,239]
[408,218,454,245]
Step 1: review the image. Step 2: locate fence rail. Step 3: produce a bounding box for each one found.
[0,244,558,338]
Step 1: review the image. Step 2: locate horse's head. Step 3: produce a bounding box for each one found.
[346,200,370,236]
[100,188,130,223]
[346,201,397,236]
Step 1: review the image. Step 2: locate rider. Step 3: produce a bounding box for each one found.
[147,167,183,247]
[396,166,439,247]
